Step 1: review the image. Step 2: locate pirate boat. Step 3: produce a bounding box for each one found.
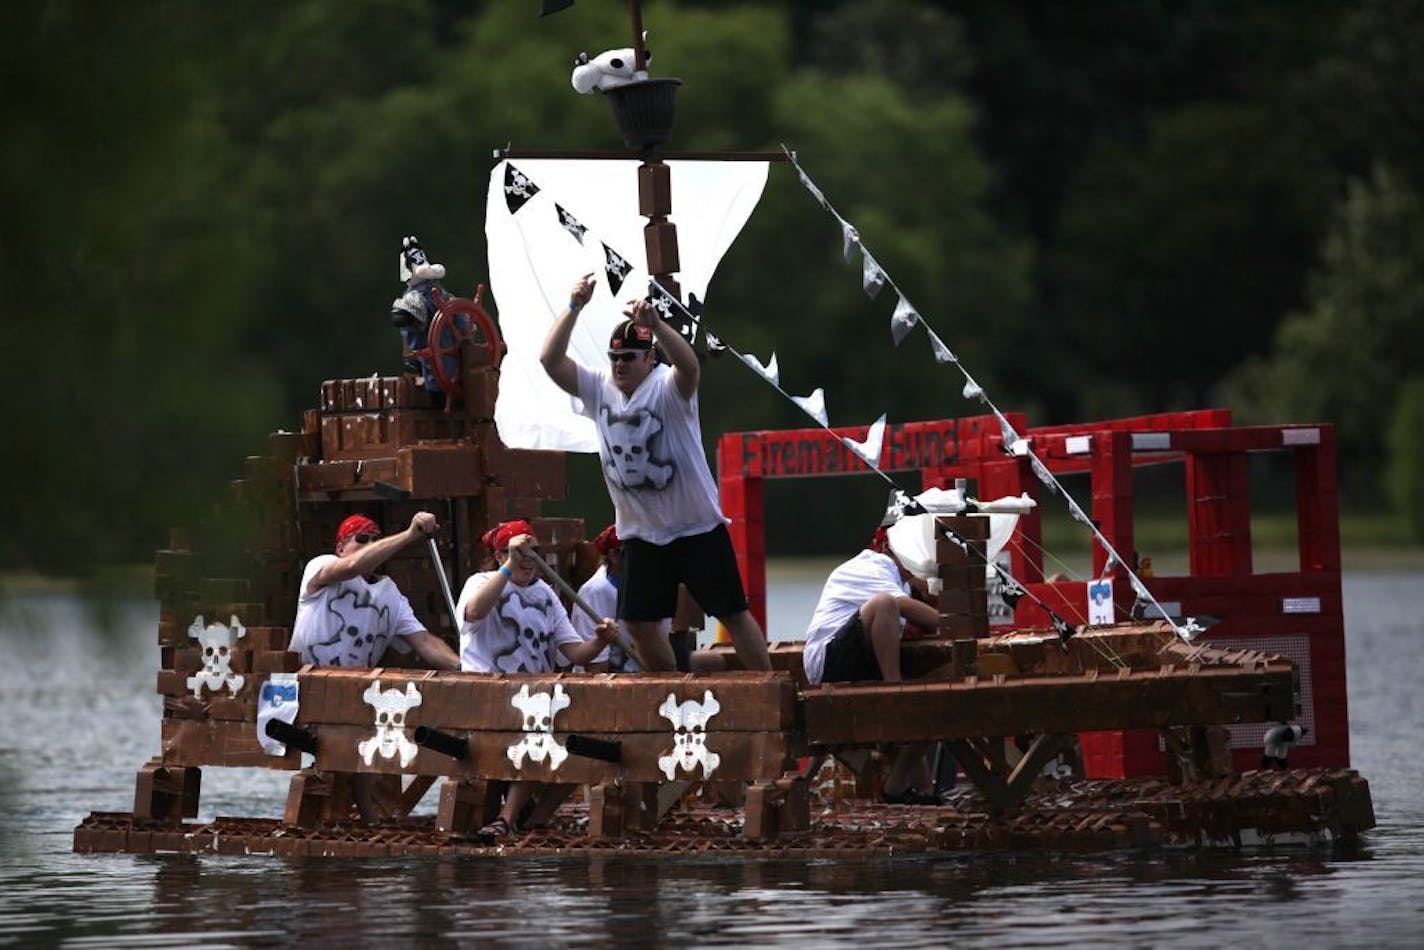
[75,17,1374,858]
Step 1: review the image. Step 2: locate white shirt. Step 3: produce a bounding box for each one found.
[572,564,671,672]
[803,549,909,685]
[289,554,424,667]
[574,362,726,545]
[456,572,583,674]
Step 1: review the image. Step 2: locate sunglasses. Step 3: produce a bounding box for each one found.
[350,533,379,545]
[608,350,643,363]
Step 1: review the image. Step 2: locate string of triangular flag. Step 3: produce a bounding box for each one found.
[781,145,1194,643]
[503,160,1080,642]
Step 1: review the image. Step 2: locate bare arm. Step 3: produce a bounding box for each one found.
[540,273,596,396]
[558,618,619,666]
[631,295,699,400]
[463,534,532,623]
[895,595,940,629]
[405,631,460,671]
[306,512,436,595]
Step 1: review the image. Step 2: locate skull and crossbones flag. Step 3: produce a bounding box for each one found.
[504,163,540,214]
[556,203,587,244]
[647,282,698,347]
[603,243,633,295]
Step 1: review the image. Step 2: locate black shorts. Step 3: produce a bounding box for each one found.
[619,524,749,621]
[821,612,884,684]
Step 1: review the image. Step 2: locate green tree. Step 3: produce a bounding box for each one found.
[0,2,281,574]
[1051,101,1330,416]
[1228,165,1424,498]
[1386,378,1424,540]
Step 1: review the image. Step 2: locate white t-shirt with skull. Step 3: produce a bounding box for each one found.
[456,572,584,674]
[803,549,909,685]
[289,554,425,667]
[575,362,726,545]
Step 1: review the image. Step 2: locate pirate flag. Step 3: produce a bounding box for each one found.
[556,203,587,244]
[603,243,632,295]
[647,283,698,349]
[504,163,539,214]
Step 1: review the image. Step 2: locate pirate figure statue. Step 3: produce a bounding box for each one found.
[390,235,449,392]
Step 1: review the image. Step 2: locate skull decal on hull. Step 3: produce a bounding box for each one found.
[358,679,422,768]
[657,690,721,780]
[187,614,247,697]
[507,684,571,771]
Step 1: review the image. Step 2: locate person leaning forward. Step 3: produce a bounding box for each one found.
[288,512,461,823]
[803,523,942,805]
[540,274,772,673]
[289,512,460,671]
[456,519,621,841]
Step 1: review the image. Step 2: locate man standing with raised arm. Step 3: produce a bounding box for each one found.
[540,274,771,673]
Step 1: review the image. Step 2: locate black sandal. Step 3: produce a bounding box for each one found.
[474,816,515,843]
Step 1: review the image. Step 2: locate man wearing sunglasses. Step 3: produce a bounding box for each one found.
[288,511,461,672]
[540,274,772,673]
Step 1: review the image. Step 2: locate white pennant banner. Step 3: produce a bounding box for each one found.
[843,413,887,466]
[890,295,919,346]
[862,252,886,299]
[792,388,828,427]
[928,329,956,364]
[741,351,779,387]
[841,221,860,262]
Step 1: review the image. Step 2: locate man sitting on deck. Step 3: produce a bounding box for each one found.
[804,524,941,805]
[288,512,462,822]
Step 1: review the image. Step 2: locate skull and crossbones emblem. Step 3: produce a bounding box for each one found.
[657,690,721,780]
[507,684,570,770]
[186,614,246,697]
[357,679,423,768]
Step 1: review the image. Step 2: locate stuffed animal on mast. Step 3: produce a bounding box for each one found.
[390,235,448,392]
[571,32,651,93]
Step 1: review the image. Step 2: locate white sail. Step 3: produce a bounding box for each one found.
[485,158,769,452]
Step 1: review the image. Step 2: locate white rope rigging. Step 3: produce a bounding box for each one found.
[780,145,1192,643]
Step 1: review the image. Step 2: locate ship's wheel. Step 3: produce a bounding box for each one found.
[416,284,504,403]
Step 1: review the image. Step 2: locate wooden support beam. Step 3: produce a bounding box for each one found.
[588,781,625,839]
[435,778,501,834]
[283,769,355,828]
[133,759,201,821]
[1003,733,1071,801]
[396,774,439,817]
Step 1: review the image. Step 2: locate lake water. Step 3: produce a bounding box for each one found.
[2,563,1423,947]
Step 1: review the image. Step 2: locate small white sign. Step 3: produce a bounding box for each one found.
[1282,428,1321,446]
[257,673,299,756]
[1087,580,1115,625]
[1065,436,1092,455]
[1131,432,1171,451]
[1282,597,1321,614]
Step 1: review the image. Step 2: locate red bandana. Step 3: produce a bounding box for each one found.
[336,515,380,550]
[592,524,621,555]
[483,519,535,552]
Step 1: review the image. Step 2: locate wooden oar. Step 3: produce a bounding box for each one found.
[426,536,461,631]
[523,547,647,670]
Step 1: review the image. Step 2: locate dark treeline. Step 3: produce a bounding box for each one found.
[2,0,1421,576]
